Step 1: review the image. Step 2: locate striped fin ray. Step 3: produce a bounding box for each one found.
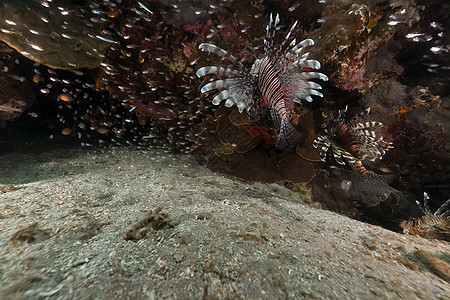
[418,192,432,215]
[197,42,255,113]
[289,39,314,57]
[273,20,298,60]
[201,78,246,93]
[212,89,236,106]
[196,66,245,78]
[313,135,331,162]
[279,70,327,103]
[348,107,370,124]
[352,120,383,130]
[313,107,393,176]
[282,39,315,63]
[282,74,325,104]
[298,71,329,81]
[313,135,356,165]
[332,146,357,165]
[198,43,245,70]
[274,35,327,105]
[293,59,322,70]
[350,122,393,161]
[434,198,450,217]
[282,66,328,104]
[211,83,252,113]
[264,13,280,54]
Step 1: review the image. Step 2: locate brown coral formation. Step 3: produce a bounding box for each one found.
[192,107,316,184]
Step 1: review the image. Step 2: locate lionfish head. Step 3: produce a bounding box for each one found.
[249,58,262,78]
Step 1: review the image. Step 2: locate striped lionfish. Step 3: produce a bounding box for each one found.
[196,14,328,149]
[313,106,393,177]
[400,192,449,241]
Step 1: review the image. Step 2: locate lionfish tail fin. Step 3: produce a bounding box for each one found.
[275,116,301,150]
[353,165,399,187]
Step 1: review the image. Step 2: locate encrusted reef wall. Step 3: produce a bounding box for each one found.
[0,0,448,230]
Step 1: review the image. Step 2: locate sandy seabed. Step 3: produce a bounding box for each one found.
[0,143,448,299]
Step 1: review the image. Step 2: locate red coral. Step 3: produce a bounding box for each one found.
[240,125,277,145]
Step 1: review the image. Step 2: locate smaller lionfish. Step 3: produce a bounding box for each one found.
[400,192,450,241]
[313,106,393,176]
[196,14,328,149]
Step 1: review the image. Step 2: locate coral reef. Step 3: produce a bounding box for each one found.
[0,0,448,231]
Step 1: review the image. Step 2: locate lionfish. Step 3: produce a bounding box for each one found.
[400,192,450,241]
[313,106,393,177]
[196,14,328,150]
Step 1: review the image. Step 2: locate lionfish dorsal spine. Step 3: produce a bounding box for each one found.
[264,13,280,54]
[273,20,298,60]
[198,43,245,70]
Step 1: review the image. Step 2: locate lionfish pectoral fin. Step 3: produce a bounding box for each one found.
[275,117,301,150]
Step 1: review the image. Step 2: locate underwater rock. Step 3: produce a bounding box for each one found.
[0,0,110,69]
[310,167,414,228]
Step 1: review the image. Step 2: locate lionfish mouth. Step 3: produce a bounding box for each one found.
[196,13,328,150]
